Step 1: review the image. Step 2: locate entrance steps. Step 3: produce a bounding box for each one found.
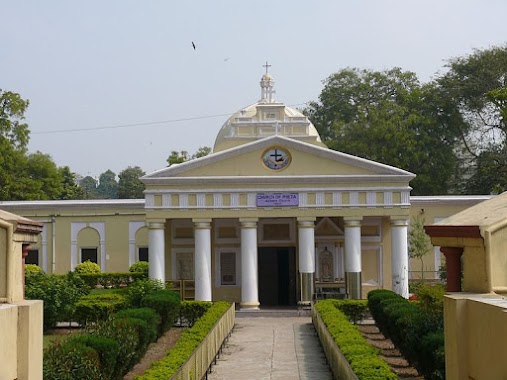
[236,306,311,318]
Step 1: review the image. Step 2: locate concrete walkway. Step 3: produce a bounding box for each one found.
[208,317,333,380]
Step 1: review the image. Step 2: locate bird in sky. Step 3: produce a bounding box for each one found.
[192,41,196,50]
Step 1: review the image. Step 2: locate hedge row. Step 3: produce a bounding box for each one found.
[136,301,231,380]
[367,289,445,380]
[78,272,148,288]
[44,289,181,380]
[315,300,397,380]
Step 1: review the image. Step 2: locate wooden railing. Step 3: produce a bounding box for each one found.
[167,279,195,300]
[170,303,235,380]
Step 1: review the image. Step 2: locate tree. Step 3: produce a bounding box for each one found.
[167,150,190,165]
[96,169,118,199]
[118,166,145,199]
[58,166,84,200]
[0,89,30,151]
[437,44,507,194]
[0,90,30,200]
[409,215,432,281]
[80,176,98,199]
[166,146,212,166]
[23,151,64,200]
[304,68,462,195]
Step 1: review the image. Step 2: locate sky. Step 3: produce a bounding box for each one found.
[2,1,507,179]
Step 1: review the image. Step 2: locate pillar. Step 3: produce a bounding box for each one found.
[148,221,165,283]
[344,217,362,299]
[391,218,409,298]
[440,247,463,292]
[194,219,212,301]
[240,218,259,310]
[298,217,316,305]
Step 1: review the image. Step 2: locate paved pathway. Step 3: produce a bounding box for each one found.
[208,317,333,380]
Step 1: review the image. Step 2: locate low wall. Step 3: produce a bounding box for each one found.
[170,303,235,380]
[0,300,43,380]
[311,306,358,380]
[445,293,507,380]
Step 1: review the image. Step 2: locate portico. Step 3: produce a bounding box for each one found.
[141,68,414,306]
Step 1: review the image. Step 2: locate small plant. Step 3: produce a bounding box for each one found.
[75,260,101,274]
[129,261,149,273]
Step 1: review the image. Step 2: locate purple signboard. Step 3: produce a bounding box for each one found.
[256,193,299,207]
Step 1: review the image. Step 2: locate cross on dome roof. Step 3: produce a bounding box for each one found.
[260,61,275,103]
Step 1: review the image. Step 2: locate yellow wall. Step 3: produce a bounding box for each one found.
[445,294,507,380]
[0,304,18,379]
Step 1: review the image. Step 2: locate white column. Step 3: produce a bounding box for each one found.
[344,217,362,299]
[240,218,259,310]
[391,218,409,298]
[194,219,212,301]
[148,221,165,283]
[298,217,316,305]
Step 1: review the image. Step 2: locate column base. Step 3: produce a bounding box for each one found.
[239,302,260,310]
[345,271,362,299]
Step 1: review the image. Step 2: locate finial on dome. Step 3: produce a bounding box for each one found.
[260,61,275,103]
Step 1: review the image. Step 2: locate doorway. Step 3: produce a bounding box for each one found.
[258,247,296,306]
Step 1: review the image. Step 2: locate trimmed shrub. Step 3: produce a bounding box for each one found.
[141,289,181,333]
[332,299,369,324]
[25,263,44,276]
[125,278,165,307]
[314,300,397,380]
[367,289,445,380]
[43,340,103,380]
[136,301,231,380]
[75,260,101,274]
[116,307,160,343]
[180,301,212,326]
[67,335,119,379]
[129,261,149,273]
[75,293,128,326]
[87,317,140,378]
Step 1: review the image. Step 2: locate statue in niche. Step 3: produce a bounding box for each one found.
[319,246,334,281]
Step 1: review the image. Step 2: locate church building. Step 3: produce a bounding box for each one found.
[0,67,489,308]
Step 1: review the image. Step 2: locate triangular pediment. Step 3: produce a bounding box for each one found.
[142,136,414,183]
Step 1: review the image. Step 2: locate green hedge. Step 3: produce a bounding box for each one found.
[180,300,212,327]
[74,293,128,326]
[136,301,231,380]
[116,308,160,349]
[43,340,103,380]
[367,289,445,380]
[78,272,148,288]
[66,335,120,379]
[141,289,181,333]
[315,300,397,380]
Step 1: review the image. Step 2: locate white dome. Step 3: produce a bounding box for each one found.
[213,101,325,153]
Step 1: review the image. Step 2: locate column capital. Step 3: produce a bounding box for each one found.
[193,219,212,229]
[297,218,315,229]
[147,221,165,229]
[343,217,362,227]
[390,217,409,227]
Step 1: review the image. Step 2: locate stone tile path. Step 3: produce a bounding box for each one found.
[207,317,333,380]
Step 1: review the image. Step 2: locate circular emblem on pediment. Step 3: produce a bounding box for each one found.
[262,146,291,170]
